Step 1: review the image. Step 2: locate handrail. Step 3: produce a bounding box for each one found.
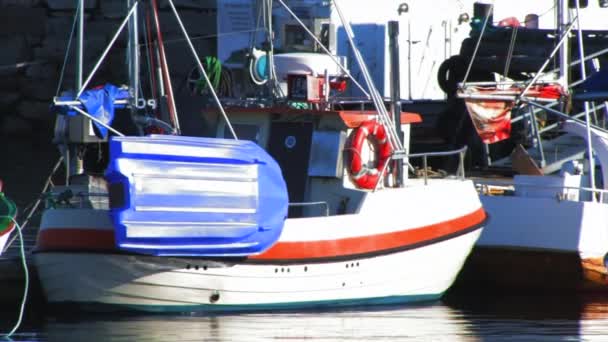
[475,178,608,202]
[47,192,333,216]
[408,146,468,185]
[373,146,468,190]
[46,191,109,209]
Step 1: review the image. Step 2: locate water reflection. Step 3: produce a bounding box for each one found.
[4,295,608,341]
[43,304,477,342]
[446,294,608,341]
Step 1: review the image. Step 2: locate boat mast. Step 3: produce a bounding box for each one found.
[150,0,181,134]
[572,0,597,193]
[76,0,83,90]
[128,0,140,130]
[68,0,86,181]
[557,0,569,89]
[389,21,404,186]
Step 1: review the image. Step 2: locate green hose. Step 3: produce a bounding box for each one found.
[0,192,17,234]
[195,56,222,93]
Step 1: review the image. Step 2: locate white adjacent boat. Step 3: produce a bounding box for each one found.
[452,0,608,292]
[32,0,486,312]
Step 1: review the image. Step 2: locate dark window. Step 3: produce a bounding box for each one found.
[223,123,260,144]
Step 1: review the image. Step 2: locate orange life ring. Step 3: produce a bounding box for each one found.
[347,120,393,190]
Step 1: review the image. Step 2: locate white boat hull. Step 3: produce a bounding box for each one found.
[34,179,486,311]
[35,228,481,311]
[458,194,608,292]
[479,195,608,256]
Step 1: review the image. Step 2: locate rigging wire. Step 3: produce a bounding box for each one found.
[275,0,371,99]
[150,0,180,133]
[264,0,284,98]
[331,0,403,152]
[143,4,158,114]
[249,0,268,86]
[55,0,80,97]
[2,156,64,254]
[166,0,238,140]
[503,26,518,80]
[140,29,266,48]
[462,1,494,87]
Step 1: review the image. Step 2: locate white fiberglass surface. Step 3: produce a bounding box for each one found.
[118,159,259,214]
[125,221,258,238]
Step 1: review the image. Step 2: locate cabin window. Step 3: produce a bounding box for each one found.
[223,123,261,144]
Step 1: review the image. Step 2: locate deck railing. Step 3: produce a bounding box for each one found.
[407,146,469,185]
[476,178,608,203]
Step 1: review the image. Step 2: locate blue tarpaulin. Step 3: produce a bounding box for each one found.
[53,83,129,138]
[79,84,129,138]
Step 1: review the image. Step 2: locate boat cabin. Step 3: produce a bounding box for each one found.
[201,105,421,218]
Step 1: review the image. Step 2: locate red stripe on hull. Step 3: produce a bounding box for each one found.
[36,229,115,251]
[36,208,486,259]
[252,207,486,260]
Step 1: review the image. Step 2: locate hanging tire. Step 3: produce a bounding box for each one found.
[437,55,466,97]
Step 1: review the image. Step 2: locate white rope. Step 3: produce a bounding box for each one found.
[1,218,28,338]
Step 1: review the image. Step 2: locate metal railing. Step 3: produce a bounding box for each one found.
[407,146,469,185]
[475,178,608,203]
[46,191,109,209]
[46,190,333,217]
[373,145,468,191]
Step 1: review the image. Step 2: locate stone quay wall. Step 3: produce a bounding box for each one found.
[0,0,217,210]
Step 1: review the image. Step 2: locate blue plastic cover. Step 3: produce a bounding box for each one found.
[105,134,289,257]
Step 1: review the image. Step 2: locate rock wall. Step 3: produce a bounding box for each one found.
[0,0,217,210]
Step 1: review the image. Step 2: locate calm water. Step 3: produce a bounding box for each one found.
[3,294,608,341]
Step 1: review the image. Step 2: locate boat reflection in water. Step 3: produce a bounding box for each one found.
[44,304,477,342]
[4,296,608,341]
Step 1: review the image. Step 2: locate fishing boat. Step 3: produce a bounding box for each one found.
[0,180,17,257]
[448,0,608,292]
[33,0,486,312]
